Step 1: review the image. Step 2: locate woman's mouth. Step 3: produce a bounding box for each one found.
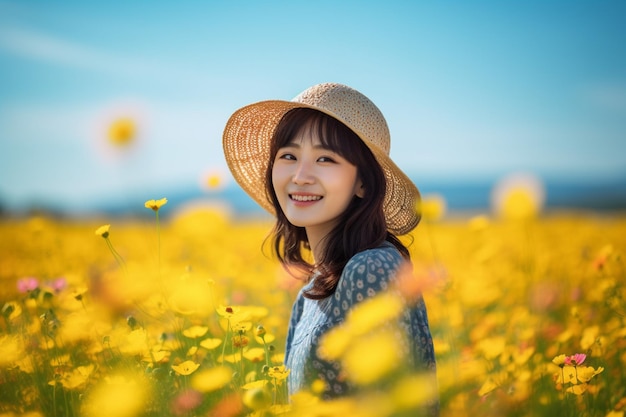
[290,194,322,202]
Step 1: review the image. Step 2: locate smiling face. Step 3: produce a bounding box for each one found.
[271,120,364,246]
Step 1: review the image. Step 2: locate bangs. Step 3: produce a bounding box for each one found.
[272,108,364,164]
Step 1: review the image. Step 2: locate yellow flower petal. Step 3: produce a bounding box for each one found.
[200,338,223,350]
[83,373,147,417]
[171,360,200,376]
[182,325,209,338]
[342,329,401,386]
[95,224,110,238]
[242,380,268,389]
[552,354,566,366]
[243,347,266,363]
[144,198,168,211]
[416,194,447,222]
[346,292,404,336]
[267,365,290,381]
[191,366,232,392]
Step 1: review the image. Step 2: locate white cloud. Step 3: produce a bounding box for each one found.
[0,25,208,84]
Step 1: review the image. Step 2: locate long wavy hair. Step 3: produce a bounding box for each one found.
[264,108,410,299]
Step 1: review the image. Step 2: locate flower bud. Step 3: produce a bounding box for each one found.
[255,325,266,337]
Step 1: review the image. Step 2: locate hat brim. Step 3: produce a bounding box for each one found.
[222,100,421,235]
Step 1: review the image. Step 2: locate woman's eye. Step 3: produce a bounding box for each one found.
[318,156,336,163]
[278,152,296,160]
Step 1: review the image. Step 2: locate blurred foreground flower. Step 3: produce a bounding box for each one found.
[17,276,39,293]
[201,169,227,192]
[191,366,233,392]
[108,117,136,147]
[83,373,148,417]
[491,173,545,220]
[416,193,447,222]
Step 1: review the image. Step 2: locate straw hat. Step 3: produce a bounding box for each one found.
[222,82,421,235]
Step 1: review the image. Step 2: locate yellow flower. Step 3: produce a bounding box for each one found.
[243,347,266,363]
[392,374,439,409]
[199,338,223,350]
[83,373,147,417]
[255,332,275,345]
[267,365,290,382]
[491,173,545,220]
[468,215,490,231]
[346,292,405,336]
[556,366,578,385]
[576,366,604,383]
[318,326,352,361]
[191,366,232,392]
[255,325,266,337]
[53,364,95,390]
[0,335,23,367]
[232,334,249,348]
[120,328,149,356]
[182,326,209,339]
[107,117,136,147]
[217,305,243,319]
[144,198,168,211]
[416,193,447,222]
[552,354,567,367]
[566,383,589,395]
[478,377,500,396]
[310,379,326,395]
[231,321,252,333]
[202,170,225,191]
[95,224,110,238]
[242,380,268,389]
[171,360,200,376]
[219,353,242,364]
[341,329,401,385]
[242,386,272,410]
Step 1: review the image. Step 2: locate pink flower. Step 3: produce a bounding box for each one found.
[170,389,203,416]
[564,353,586,366]
[49,277,67,293]
[17,277,39,293]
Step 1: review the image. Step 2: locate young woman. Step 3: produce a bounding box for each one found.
[223,83,437,411]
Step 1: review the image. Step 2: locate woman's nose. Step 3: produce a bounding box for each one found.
[292,161,314,185]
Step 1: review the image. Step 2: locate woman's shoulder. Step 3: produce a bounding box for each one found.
[345,242,404,270]
[340,243,406,287]
[334,243,406,302]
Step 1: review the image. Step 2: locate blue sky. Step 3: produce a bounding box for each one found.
[1,1,625,212]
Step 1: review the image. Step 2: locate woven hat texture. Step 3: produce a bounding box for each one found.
[222,82,420,235]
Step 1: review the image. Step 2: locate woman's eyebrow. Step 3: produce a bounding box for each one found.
[281,142,331,151]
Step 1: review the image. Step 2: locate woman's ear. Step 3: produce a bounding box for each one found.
[355,181,365,198]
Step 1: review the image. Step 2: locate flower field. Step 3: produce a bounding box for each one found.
[0,200,625,417]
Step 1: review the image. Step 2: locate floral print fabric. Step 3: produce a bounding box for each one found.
[284,243,437,402]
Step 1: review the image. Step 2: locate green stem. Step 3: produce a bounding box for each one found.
[155,210,161,273]
[221,319,231,365]
[105,237,126,271]
[263,338,270,368]
[240,345,245,382]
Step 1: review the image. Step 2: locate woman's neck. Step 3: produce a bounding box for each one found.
[305,227,330,265]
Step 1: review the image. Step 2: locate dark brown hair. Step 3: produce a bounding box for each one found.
[265,108,409,299]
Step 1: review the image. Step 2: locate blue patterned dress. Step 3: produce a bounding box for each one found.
[284,243,438,411]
